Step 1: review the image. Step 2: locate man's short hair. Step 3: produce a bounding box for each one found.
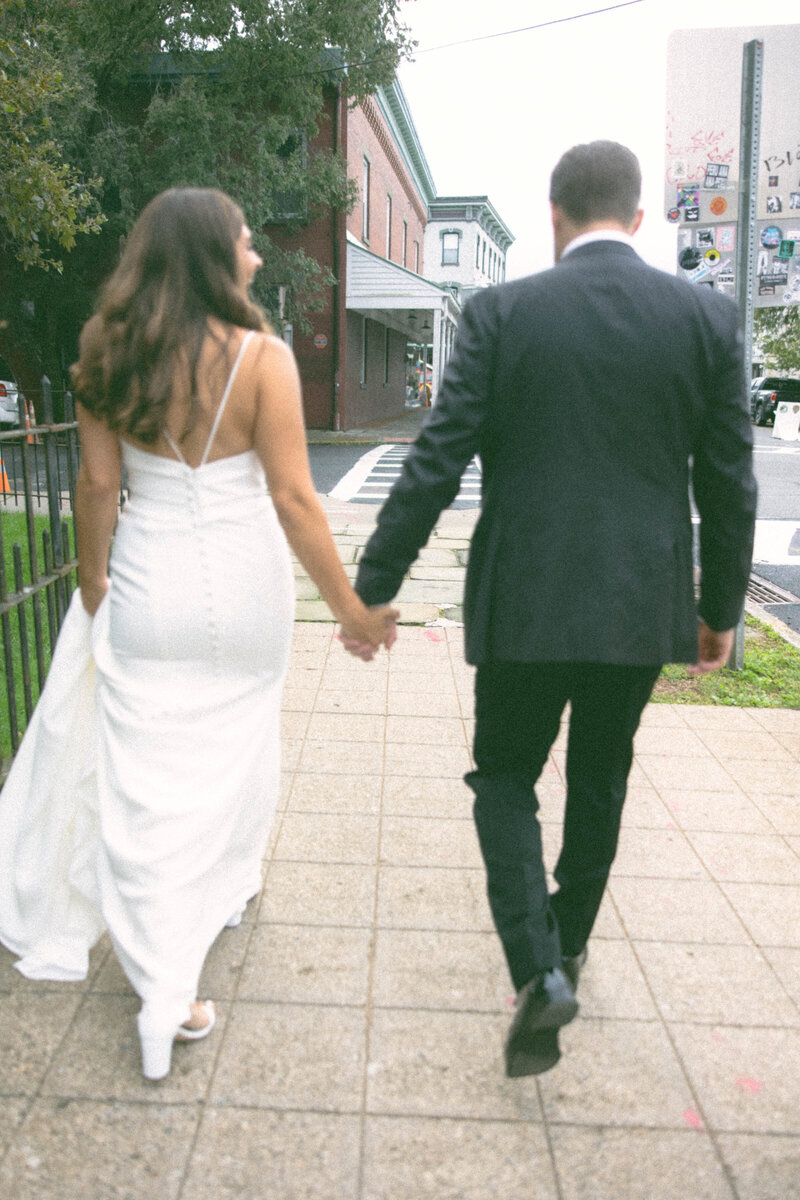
[549,141,641,226]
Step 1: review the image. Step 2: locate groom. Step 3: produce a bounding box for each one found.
[351,141,757,1075]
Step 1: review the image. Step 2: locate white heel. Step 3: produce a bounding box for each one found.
[225,907,244,928]
[140,1034,174,1081]
[137,1000,215,1080]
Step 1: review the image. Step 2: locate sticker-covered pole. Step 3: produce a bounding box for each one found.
[730,38,763,670]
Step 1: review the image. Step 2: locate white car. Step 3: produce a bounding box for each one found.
[0,353,23,429]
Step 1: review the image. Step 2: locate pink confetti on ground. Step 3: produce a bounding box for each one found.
[424,630,442,642]
[736,1078,763,1093]
[683,1108,703,1129]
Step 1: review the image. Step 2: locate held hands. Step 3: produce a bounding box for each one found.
[687,621,734,675]
[338,603,399,662]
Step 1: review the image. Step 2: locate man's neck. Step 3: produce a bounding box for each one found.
[551,204,643,262]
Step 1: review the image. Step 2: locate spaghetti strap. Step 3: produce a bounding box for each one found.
[199,330,255,466]
[162,428,187,464]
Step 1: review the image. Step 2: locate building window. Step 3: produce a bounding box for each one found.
[402,220,408,268]
[384,327,390,384]
[482,241,486,273]
[360,316,368,385]
[362,158,370,242]
[270,132,307,221]
[476,235,481,268]
[441,231,460,265]
[386,195,392,258]
[414,241,420,273]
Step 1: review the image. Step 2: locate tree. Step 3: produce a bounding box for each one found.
[754,306,800,374]
[0,0,412,387]
[0,0,104,271]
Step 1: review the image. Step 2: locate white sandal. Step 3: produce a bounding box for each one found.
[175,1000,216,1042]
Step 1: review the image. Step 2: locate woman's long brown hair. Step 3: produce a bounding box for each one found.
[71,188,270,443]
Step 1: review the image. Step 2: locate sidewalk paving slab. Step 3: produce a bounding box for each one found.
[1,512,799,1200]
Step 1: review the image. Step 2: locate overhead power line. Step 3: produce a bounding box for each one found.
[412,1,647,58]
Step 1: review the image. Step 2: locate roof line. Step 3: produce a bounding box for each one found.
[374,79,437,204]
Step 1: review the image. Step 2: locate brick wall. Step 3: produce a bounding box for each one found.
[344,313,408,428]
[266,87,343,429]
[347,100,426,274]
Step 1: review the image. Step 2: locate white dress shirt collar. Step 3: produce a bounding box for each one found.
[561,229,637,258]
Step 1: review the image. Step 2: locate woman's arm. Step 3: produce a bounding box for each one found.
[75,402,122,615]
[251,335,397,650]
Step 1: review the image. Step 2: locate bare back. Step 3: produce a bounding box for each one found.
[121,321,279,469]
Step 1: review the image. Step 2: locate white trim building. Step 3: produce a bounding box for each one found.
[424,196,515,305]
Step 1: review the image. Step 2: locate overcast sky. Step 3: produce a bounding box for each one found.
[396,0,800,278]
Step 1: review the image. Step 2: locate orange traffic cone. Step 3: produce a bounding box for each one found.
[0,457,10,493]
[25,398,39,444]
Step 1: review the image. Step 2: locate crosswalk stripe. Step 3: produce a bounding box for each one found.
[329,444,481,505]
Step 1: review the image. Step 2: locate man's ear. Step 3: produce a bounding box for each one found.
[629,208,644,235]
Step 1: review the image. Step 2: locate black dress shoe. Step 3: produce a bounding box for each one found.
[505,966,578,1078]
[562,946,588,992]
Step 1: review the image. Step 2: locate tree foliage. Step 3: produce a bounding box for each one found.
[0,0,104,271]
[754,306,800,374]
[0,0,412,384]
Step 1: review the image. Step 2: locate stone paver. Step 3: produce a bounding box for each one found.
[1,499,799,1199]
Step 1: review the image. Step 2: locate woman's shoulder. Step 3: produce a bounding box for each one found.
[242,329,297,383]
[213,322,290,364]
[247,328,292,358]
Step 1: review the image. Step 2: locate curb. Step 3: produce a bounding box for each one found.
[744,597,800,651]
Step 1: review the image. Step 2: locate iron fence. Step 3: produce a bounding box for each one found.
[0,378,80,782]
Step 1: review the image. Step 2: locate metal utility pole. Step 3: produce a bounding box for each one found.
[729,38,763,670]
[736,40,763,378]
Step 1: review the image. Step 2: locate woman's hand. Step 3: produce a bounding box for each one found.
[79,576,110,617]
[338,603,398,661]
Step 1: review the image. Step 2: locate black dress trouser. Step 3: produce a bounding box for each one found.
[466,660,662,991]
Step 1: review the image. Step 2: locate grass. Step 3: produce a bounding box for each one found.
[652,613,800,707]
[1,509,77,762]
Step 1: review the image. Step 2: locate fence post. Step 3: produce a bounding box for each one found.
[41,376,67,625]
[64,391,80,527]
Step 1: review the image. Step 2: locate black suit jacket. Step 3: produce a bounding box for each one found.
[355,241,757,666]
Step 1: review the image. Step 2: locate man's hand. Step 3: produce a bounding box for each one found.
[338,619,398,661]
[687,621,734,675]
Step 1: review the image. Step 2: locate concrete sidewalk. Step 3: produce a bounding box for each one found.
[306,404,430,445]
[1,510,799,1199]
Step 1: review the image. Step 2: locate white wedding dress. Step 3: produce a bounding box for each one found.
[0,332,294,1058]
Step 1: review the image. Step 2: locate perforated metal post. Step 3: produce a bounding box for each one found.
[729,38,763,670]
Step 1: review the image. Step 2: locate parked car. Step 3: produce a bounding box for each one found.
[0,353,24,429]
[750,376,800,426]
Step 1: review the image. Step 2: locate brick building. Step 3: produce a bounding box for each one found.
[269,78,463,430]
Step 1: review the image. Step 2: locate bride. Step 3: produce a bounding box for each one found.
[0,187,396,1080]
